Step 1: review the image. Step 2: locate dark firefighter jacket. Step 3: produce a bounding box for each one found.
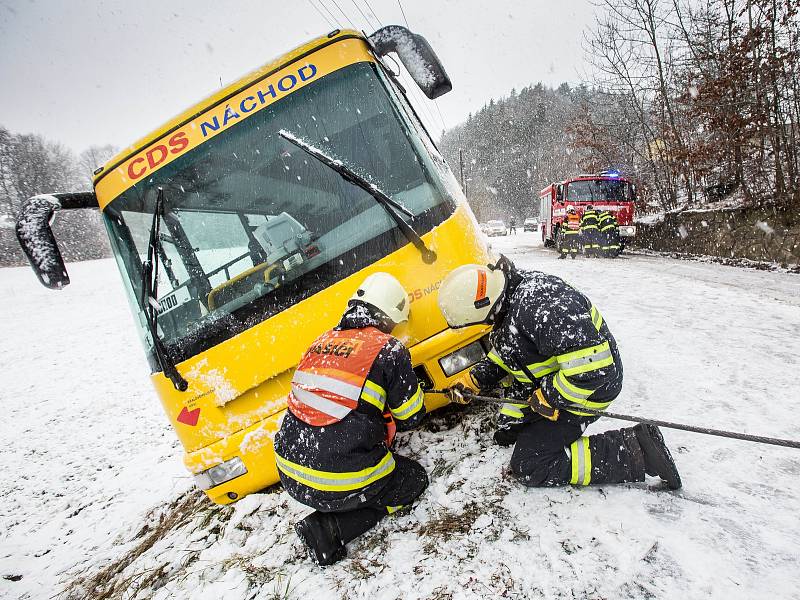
[470,266,623,425]
[580,209,599,232]
[273,305,425,510]
[598,210,618,231]
[598,211,621,254]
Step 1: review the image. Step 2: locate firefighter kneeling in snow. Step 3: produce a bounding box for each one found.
[438,258,681,490]
[274,273,427,565]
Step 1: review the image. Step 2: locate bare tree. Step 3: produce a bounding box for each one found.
[581,0,799,209]
[77,144,118,188]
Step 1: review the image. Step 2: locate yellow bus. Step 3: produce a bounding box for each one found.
[16,26,492,504]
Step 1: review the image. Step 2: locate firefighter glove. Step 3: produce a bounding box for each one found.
[531,388,559,421]
[446,383,471,405]
[445,371,478,404]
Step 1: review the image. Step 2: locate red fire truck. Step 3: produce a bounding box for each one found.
[539,170,638,252]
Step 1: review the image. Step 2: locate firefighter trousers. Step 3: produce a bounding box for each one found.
[560,232,580,256]
[582,230,601,256]
[509,413,645,487]
[311,455,428,544]
[601,230,621,258]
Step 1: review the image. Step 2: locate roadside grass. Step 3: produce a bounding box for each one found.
[62,491,230,600]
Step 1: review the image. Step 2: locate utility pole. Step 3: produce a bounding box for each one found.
[459,149,468,198]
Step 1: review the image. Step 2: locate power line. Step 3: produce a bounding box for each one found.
[362,0,382,28]
[393,0,446,135]
[397,0,410,28]
[330,0,358,29]
[350,0,377,30]
[403,70,441,136]
[347,0,445,137]
[316,0,344,28]
[434,101,448,134]
[308,0,336,29]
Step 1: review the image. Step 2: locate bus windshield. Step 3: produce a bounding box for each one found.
[104,61,454,364]
[566,179,629,202]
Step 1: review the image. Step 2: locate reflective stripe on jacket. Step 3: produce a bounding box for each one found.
[563,213,581,234]
[581,210,599,231]
[287,327,390,426]
[274,309,426,509]
[599,211,618,232]
[276,450,396,493]
[470,269,622,418]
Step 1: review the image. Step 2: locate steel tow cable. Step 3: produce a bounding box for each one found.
[427,389,800,450]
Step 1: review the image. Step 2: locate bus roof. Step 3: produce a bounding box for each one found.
[92,28,365,187]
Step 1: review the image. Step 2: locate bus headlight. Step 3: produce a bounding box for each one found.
[194,457,248,491]
[439,341,486,377]
[619,226,636,237]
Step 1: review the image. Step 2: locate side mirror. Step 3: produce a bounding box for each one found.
[15,192,99,289]
[369,25,452,99]
[556,185,564,202]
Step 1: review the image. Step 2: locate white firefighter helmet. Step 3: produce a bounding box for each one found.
[349,272,409,324]
[438,264,507,328]
[567,205,576,213]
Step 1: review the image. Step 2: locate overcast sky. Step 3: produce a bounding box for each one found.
[0,0,599,153]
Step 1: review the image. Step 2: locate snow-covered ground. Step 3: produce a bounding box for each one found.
[2,232,800,599]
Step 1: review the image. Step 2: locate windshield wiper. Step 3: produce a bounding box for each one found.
[141,187,189,392]
[279,129,437,264]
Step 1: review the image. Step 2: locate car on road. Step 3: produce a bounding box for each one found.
[486,220,508,236]
[523,217,537,232]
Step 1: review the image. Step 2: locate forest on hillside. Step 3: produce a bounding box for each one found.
[441,0,800,223]
[440,83,593,223]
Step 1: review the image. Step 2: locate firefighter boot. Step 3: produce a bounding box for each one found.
[295,512,347,566]
[633,424,682,490]
[494,422,527,446]
[330,507,386,545]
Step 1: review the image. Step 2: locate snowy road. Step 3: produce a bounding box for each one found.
[2,233,800,599]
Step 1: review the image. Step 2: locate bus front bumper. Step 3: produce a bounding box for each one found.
[184,324,490,504]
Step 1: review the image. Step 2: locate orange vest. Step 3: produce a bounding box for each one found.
[565,213,581,230]
[287,327,391,427]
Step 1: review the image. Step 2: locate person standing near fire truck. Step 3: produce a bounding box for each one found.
[558,205,581,259]
[274,273,427,566]
[599,210,621,258]
[580,205,601,257]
